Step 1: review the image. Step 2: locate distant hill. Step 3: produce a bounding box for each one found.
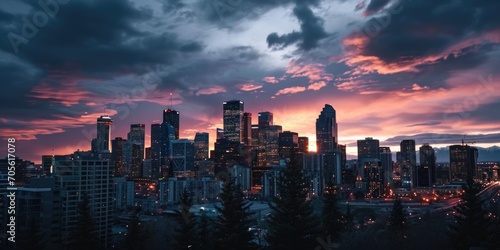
[433,146,500,162]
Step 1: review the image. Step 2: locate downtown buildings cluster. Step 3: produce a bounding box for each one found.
[1,100,499,249]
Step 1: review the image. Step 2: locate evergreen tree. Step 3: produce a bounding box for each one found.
[387,196,407,233]
[17,217,46,250]
[173,189,198,250]
[198,211,213,250]
[69,195,100,250]
[214,176,256,250]
[124,207,149,250]
[448,177,491,250]
[266,154,320,250]
[321,184,345,243]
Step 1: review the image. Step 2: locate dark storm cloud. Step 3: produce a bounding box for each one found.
[364,0,390,15]
[361,0,500,63]
[267,4,328,51]
[201,0,321,24]
[0,0,204,135]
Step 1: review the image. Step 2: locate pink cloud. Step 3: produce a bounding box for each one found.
[275,86,307,96]
[195,86,226,96]
[29,78,91,106]
[411,83,429,91]
[237,83,263,91]
[285,62,333,83]
[263,76,278,84]
[307,81,327,91]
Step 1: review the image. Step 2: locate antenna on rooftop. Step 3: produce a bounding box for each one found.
[170,93,173,109]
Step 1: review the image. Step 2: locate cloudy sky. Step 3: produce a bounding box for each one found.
[1,0,500,162]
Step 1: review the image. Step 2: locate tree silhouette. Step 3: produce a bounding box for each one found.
[266,154,320,250]
[69,195,100,250]
[387,197,407,233]
[214,176,256,250]
[198,211,213,250]
[448,177,491,250]
[321,183,346,243]
[173,189,198,250]
[124,207,151,250]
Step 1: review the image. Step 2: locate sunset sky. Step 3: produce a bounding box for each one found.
[1,0,500,163]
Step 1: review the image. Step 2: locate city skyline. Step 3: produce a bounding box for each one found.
[1,0,500,163]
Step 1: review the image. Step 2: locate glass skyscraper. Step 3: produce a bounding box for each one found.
[96,115,113,152]
[163,109,180,139]
[223,100,244,142]
[315,104,338,153]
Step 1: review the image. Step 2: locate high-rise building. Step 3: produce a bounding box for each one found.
[194,132,209,160]
[53,151,114,248]
[298,136,309,153]
[163,109,180,139]
[170,139,195,176]
[450,145,479,182]
[213,138,244,173]
[216,128,224,140]
[128,124,145,156]
[258,111,273,127]
[419,143,436,186]
[160,122,176,178]
[151,123,162,179]
[357,137,380,179]
[131,144,143,177]
[316,104,338,153]
[242,112,252,145]
[111,137,126,176]
[400,139,416,189]
[379,147,392,194]
[256,125,282,167]
[278,131,299,160]
[223,100,244,142]
[94,115,113,153]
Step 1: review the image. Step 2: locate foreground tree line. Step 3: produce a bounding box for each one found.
[20,154,499,250]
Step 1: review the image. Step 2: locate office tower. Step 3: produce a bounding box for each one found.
[171,139,195,177]
[160,122,176,177]
[230,165,251,192]
[419,143,436,186]
[242,112,253,145]
[163,109,180,139]
[216,128,224,140]
[96,115,113,152]
[114,177,135,210]
[111,137,126,176]
[131,144,143,177]
[363,160,382,198]
[400,139,416,189]
[15,178,61,249]
[223,100,244,142]
[316,104,338,153]
[145,147,152,159]
[298,136,309,153]
[450,145,479,182]
[54,152,114,248]
[278,131,299,160]
[213,138,244,173]
[194,132,209,160]
[258,111,273,127]
[379,147,392,194]
[357,137,380,177]
[128,124,145,155]
[151,123,162,179]
[256,125,282,167]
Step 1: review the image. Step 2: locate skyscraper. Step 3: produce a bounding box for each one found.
[419,143,436,186]
[151,123,162,179]
[258,111,273,127]
[316,104,338,153]
[171,139,195,176]
[298,136,309,153]
[111,137,126,176]
[278,131,299,160]
[94,115,113,153]
[194,132,209,160]
[223,100,244,142]
[450,145,478,182]
[242,112,252,145]
[160,122,176,177]
[379,147,392,194]
[128,124,145,153]
[163,109,180,139]
[357,137,380,179]
[400,139,416,189]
